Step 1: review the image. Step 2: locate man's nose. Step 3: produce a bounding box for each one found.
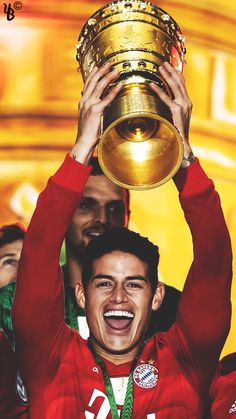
[109,285,128,304]
[93,206,107,224]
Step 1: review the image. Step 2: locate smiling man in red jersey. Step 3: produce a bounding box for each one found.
[12,61,232,418]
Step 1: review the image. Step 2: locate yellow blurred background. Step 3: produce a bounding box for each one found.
[0,0,236,356]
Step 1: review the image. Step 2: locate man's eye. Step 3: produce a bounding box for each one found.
[3,258,18,267]
[127,282,143,289]
[79,198,96,210]
[107,202,125,214]
[96,281,113,288]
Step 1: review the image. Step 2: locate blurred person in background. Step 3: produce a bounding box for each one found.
[0,223,28,418]
[0,223,25,347]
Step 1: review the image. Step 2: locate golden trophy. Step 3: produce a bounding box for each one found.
[76,0,186,190]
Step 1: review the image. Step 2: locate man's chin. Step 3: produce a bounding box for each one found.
[66,239,86,260]
[91,335,140,357]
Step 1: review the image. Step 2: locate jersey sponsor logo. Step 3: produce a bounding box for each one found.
[16,372,28,405]
[85,389,110,418]
[229,400,236,414]
[133,364,158,389]
[85,388,157,418]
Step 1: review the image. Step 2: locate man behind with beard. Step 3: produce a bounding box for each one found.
[63,159,181,338]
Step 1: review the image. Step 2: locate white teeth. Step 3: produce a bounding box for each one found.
[104,310,134,318]
[88,232,102,236]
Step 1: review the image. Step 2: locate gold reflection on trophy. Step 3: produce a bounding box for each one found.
[77,0,186,189]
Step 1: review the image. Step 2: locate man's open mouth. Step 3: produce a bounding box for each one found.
[85,229,105,238]
[87,231,103,237]
[104,310,134,330]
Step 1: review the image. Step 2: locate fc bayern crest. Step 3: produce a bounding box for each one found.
[133,364,159,389]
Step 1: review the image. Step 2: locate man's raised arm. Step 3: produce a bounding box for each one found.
[12,157,91,386]
[12,63,123,388]
[174,157,232,389]
[152,63,232,391]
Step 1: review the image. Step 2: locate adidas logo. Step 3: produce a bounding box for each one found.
[229,400,236,414]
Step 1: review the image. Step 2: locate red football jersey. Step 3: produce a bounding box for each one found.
[12,156,232,419]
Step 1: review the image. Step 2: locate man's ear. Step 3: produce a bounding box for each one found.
[75,282,86,309]
[125,209,131,228]
[151,282,165,311]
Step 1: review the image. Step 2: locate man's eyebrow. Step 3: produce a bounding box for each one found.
[107,199,125,203]
[0,253,17,260]
[92,274,147,282]
[80,196,96,200]
[92,274,113,280]
[126,276,148,282]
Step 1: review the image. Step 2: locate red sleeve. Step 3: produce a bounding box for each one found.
[172,159,232,391]
[12,155,91,390]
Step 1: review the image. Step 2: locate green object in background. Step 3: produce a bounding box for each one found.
[0,282,15,348]
[0,241,83,351]
[60,240,66,266]
[61,242,86,333]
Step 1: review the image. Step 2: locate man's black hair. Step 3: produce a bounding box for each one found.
[90,157,130,210]
[90,156,105,176]
[82,227,159,292]
[0,223,26,248]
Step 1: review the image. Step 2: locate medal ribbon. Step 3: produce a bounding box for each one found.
[88,341,143,418]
